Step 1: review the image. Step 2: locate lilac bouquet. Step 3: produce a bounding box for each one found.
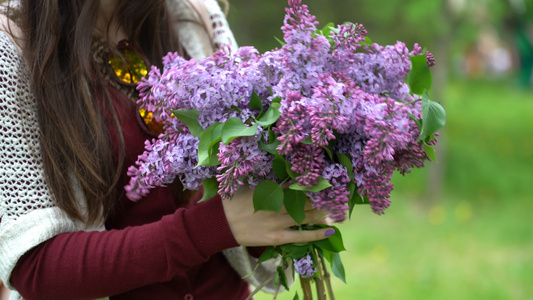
[126,0,445,298]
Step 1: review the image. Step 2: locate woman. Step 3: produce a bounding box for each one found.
[0,0,331,299]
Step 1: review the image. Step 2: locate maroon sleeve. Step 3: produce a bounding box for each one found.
[10,196,238,300]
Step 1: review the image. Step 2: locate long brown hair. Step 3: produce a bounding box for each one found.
[5,0,182,224]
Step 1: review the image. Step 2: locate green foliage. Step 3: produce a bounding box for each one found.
[258,134,280,154]
[253,180,284,212]
[293,292,300,300]
[407,55,432,96]
[221,117,259,144]
[331,252,346,283]
[197,122,223,167]
[172,109,203,137]
[322,250,347,283]
[249,91,263,111]
[283,189,308,225]
[272,155,289,180]
[336,153,354,181]
[276,265,290,290]
[256,104,281,127]
[199,177,219,202]
[419,91,447,142]
[258,246,279,264]
[312,225,345,252]
[289,177,332,193]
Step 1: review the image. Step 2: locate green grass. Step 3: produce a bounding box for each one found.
[255,78,533,300]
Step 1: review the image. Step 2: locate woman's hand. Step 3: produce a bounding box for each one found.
[221,186,334,247]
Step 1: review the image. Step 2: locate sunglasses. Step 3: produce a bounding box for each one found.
[106,40,164,136]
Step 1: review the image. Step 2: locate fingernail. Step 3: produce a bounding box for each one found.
[325,229,335,237]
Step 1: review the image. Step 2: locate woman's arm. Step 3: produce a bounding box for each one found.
[10,197,238,299]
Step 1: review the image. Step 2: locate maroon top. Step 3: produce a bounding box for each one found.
[10,86,251,299]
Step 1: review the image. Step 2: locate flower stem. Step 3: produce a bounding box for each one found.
[245,272,276,300]
[300,276,314,300]
[273,276,282,300]
[315,276,327,300]
[319,253,335,300]
[314,250,327,300]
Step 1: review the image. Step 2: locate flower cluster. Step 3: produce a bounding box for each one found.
[216,134,272,199]
[293,254,317,278]
[125,1,444,288]
[126,0,438,221]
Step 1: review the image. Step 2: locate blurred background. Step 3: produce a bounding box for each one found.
[225,0,533,299]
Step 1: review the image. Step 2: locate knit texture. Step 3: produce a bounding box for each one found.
[0,30,107,300]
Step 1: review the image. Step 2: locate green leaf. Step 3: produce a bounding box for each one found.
[313,226,345,252]
[274,36,286,47]
[257,246,279,264]
[277,266,290,290]
[204,143,220,167]
[351,188,367,206]
[289,177,332,193]
[323,146,335,161]
[272,97,281,104]
[268,128,278,144]
[273,156,289,180]
[258,139,280,155]
[359,36,372,47]
[253,180,284,212]
[285,161,299,180]
[231,105,243,114]
[197,123,223,167]
[419,91,446,141]
[321,248,334,264]
[336,153,354,181]
[424,144,438,162]
[199,177,219,202]
[347,182,357,218]
[256,105,281,127]
[284,189,308,225]
[280,244,311,259]
[407,55,432,96]
[293,292,300,300]
[409,112,423,129]
[249,91,263,111]
[221,118,259,144]
[172,109,203,137]
[320,22,335,37]
[301,136,313,145]
[331,252,346,283]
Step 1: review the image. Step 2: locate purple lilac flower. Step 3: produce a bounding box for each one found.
[356,95,422,214]
[126,0,438,221]
[216,134,272,199]
[426,51,436,67]
[331,23,368,53]
[308,163,351,222]
[275,91,310,155]
[293,254,317,278]
[125,129,215,201]
[288,144,326,187]
[410,43,423,56]
[308,74,350,143]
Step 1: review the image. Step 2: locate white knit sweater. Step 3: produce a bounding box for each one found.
[0,1,280,299]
